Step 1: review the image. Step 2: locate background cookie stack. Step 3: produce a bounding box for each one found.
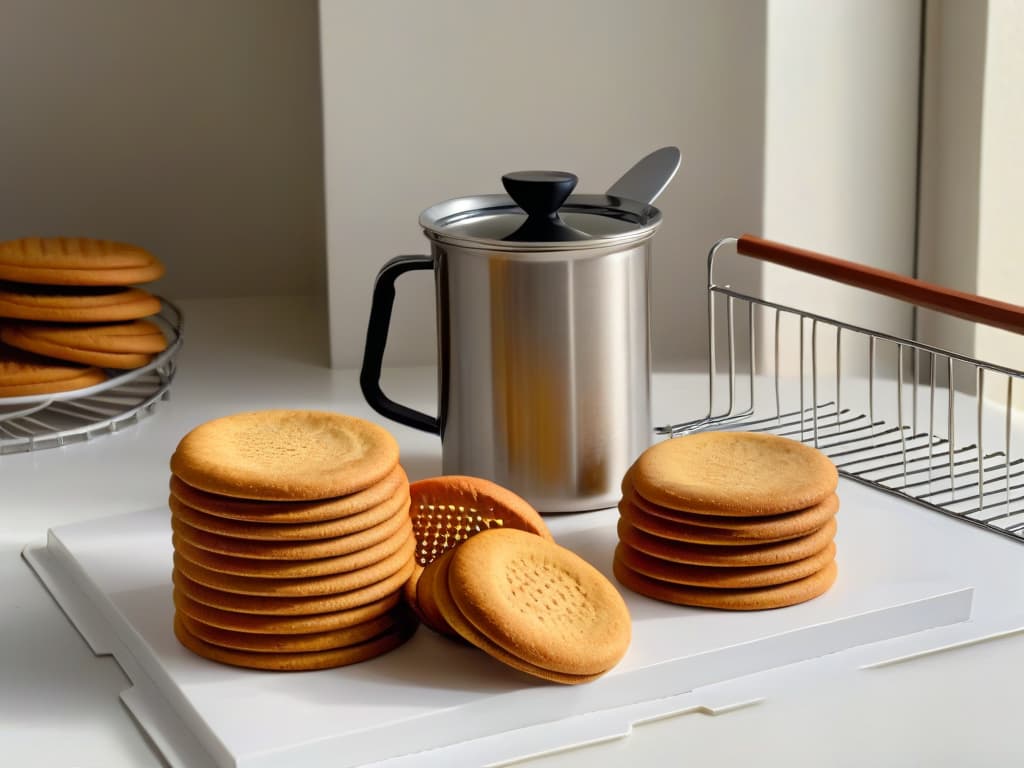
[168,409,418,671]
[0,237,167,398]
[614,431,840,610]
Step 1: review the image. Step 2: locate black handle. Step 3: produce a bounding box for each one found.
[360,254,440,434]
[501,170,589,242]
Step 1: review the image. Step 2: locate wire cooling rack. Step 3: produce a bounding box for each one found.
[658,236,1024,543]
[0,299,183,455]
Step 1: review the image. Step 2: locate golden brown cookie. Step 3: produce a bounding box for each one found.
[446,529,631,677]
[618,496,838,546]
[2,320,168,353]
[430,549,603,685]
[169,465,408,524]
[0,237,164,285]
[168,490,408,541]
[631,432,838,516]
[0,284,161,322]
[173,588,401,634]
[176,609,403,653]
[173,614,415,671]
[614,556,838,610]
[171,520,414,579]
[0,345,107,398]
[615,540,837,589]
[617,516,836,568]
[170,503,409,559]
[414,549,461,638]
[172,560,415,616]
[172,533,415,596]
[0,326,153,368]
[623,470,839,538]
[170,410,401,501]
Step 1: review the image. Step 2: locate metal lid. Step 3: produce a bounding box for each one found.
[419,188,663,252]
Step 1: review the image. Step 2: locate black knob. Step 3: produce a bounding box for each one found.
[501,170,589,242]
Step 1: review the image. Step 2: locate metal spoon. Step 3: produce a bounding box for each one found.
[605,146,682,205]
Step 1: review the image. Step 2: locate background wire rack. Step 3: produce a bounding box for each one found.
[0,299,183,455]
[657,236,1024,544]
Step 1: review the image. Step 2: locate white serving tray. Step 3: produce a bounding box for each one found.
[23,473,991,768]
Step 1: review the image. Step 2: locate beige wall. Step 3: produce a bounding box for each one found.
[0,0,326,302]
[320,0,767,369]
[761,0,922,377]
[975,0,1024,375]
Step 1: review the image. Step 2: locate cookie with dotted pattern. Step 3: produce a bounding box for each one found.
[443,528,631,677]
[430,544,603,685]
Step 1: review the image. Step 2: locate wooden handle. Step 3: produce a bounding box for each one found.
[736,234,1024,335]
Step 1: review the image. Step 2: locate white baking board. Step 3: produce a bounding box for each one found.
[23,474,984,768]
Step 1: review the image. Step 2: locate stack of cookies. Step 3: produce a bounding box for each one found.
[0,237,167,398]
[614,431,840,610]
[168,409,418,671]
[416,528,631,685]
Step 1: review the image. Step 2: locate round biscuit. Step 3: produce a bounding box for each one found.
[170,410,401,501]
[1,346,107,396]
[0,284,161,322]
[447,529,631,677]
[613,556,838,610]
[619,497,838,545]
[615,540,837,589]
[172,560,414,615]
[617,516,836,567]
[0,237,161,270]
[173,613,415,671]
[631,432,838,516]
[1,327,152,368]
[9,320,168,353]
[430,550,604,685]
[173,588,400,634]
[168,490,407,541]
[623,469,839,537]
[176,608,403,653]
[171,519,414,578]
[169,465,408,523]
[414,549,460,638]
[170,501,409,559]
[172,532,415,596]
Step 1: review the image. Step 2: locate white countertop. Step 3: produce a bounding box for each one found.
[3,296,1023,767]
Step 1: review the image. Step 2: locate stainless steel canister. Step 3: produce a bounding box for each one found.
[361,171,662,513]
